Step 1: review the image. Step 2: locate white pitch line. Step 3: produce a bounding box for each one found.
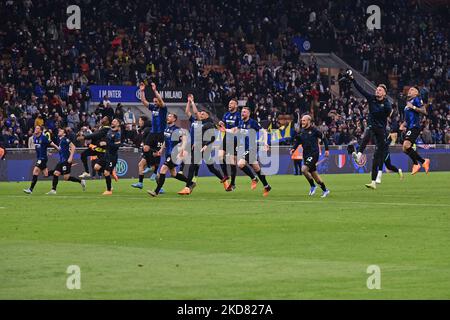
[3,194,450,208]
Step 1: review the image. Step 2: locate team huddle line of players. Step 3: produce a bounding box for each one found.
[22,74,430,197]
[22,83,278,197]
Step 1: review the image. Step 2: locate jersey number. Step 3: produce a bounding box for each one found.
[306,157,313,162]
[406,130,411,136]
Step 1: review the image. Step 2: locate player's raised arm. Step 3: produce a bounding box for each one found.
[151,82,165,108]
[139,82,150,107]
[190,96,201,119]
[185,94,199,119]
[185,95,192,118]
[346,69,373,100]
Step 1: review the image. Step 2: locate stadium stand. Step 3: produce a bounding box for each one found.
[0,0,448,149]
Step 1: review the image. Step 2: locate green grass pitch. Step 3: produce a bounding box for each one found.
[0,172,449,299]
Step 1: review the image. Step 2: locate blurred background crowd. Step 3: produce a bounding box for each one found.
[0,0,448,149]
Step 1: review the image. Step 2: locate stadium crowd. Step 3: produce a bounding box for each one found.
[0,0,448,149]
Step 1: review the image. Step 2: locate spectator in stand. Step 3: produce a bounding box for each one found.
[115,104,125,122]
[0,0,447,148]
[123,107,136,125]
[67,109,80,130]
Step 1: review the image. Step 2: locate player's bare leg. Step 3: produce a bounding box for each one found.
[132,158,147,189]
[24,166,43,194]
[301,165,317,196]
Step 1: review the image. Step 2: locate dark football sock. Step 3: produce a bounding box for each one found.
[139,174,144,183]
[388,165,399,173]
[52,175,59,190]
[105,175,112,191]
[318,182,327,191]
[194,165,200,177]
[220,163,228,177]
[207,164,224,180]
[81,152,89,173]
[241,165,256,180]
[175,173,188,182]
[306,177,315,187]
[371,159,379,181]
[255,170,269,187]
[30,175,38,191]
[185,164,197,187]
[415,151,425,164]
[155,175,166,194]
[405,148,419,165]
[68,176,81,183]
[385,159,399,172]
[230,165,237,185]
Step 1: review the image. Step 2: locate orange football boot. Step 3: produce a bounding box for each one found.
[251,179,258,190]
[422,159,430,174]
[263,185,271,197]
[177,187,191,195]
[411,164,421,175]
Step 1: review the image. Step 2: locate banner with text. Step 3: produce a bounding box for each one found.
[90,86,199,103]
